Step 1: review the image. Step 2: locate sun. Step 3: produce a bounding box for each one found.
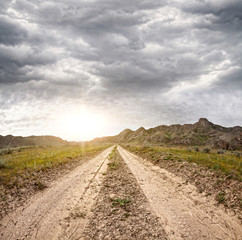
[58,109,107,141]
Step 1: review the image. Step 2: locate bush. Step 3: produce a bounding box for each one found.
[194,147,199,152]
[0,160,7,169]
[203,147,210,153]
[217,150,224,154]
[234,152,241,158]
[0,149,13,156]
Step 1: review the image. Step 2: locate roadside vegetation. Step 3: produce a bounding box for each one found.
[0,144,109,184]
[124,145,242,215]
[0,144,110,219]
[125,145,242,180]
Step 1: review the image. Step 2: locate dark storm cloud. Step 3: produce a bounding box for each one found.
[181,0,242,37]
[0,44,63,83]
[1,0,238,88]
[212,67,242,90]
[181,0,242,19]
[0,16,27,45]
[0,0,242,138]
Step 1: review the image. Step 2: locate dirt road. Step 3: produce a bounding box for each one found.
[0,146,114,240]
[0,145,241,240]
[118,146,242,240]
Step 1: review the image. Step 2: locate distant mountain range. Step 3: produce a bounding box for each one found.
[0,135,68,149]
[92,118,242,150]
[1,118,241,150]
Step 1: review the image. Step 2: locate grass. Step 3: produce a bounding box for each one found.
[107,146,119,170]
[0,159,8,169]
[107,162,119,170]
[0,144,110,185]
[108,145,117,159]
[110,197,131,208]
[0,149,13,156]
[125,145,242,181]
[216,191,226,204]
[34,181,47,190]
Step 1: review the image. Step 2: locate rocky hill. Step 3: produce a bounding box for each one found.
[0,135,68,149]
[92,118,242,150]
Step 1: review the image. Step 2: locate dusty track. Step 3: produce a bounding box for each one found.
[118,146,242,240]
[83,147,167,239]
[1,145,241,240]
[0,146,113,240]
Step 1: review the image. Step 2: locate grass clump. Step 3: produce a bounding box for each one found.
[111,197,131,208]
[34,181,47,190]
[108,162,119,170]
[216,191,226,204]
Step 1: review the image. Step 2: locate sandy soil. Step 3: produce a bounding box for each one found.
[0,147,114,240]
[83,148,167,239]
[118,146,242,240]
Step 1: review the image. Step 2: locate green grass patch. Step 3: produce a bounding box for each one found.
[107,146,119,170]
[125,145,242,181]
[110,198,131,208]
[0,144,110,184]
[107,162,119,170]
[216,191,226,203]
[108,145,117,159]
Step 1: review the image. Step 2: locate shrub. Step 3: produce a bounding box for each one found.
[0,149,13,156]
[0,160,7,169]
[234,152,241,158]
[203,147,210,153]
[217,150,224,154]
[194,147,199,152]
[34,181,47,190]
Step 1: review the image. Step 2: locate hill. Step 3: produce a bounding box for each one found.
[92,118,242,150]
[0,135,68,149]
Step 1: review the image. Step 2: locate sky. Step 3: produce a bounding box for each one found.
[0,0,242,141]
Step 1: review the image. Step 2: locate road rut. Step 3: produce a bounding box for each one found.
[0,146,114,240]
[118,146,242,240]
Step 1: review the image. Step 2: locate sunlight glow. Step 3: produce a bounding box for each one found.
[57,109,107,141]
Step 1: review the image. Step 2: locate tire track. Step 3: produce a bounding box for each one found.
[83,146,167,239]
[0,146,114,240]
[118,146,242,240]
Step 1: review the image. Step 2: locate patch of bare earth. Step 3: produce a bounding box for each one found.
[83,148,167,240]
[125,145,242,219]
[0,148,104,220]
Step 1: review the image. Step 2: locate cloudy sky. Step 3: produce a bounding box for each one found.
[0,0,242,140]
